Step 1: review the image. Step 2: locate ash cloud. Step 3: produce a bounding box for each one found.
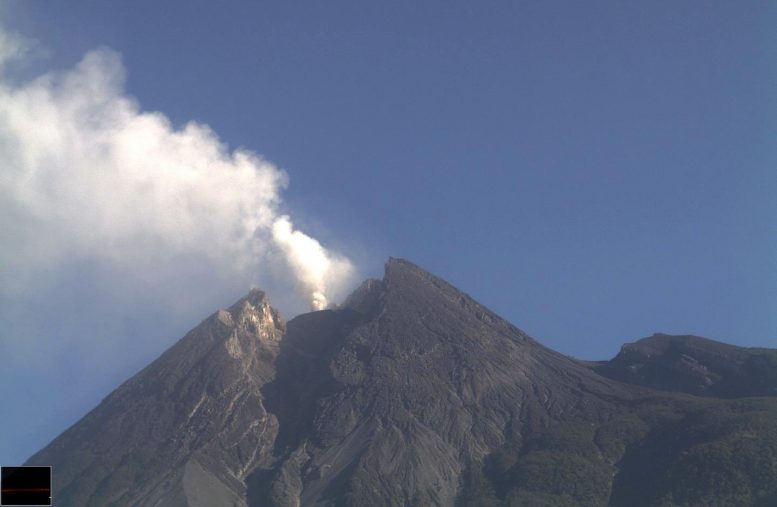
[0,31,355,313]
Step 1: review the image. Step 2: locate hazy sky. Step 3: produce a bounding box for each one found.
[1,1,775,465]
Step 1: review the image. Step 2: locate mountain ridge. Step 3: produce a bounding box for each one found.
[594,332,777,398]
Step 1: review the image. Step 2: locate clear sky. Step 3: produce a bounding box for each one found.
[1,1,774,465]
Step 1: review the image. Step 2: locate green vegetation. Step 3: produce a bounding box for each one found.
[458,466,499,507]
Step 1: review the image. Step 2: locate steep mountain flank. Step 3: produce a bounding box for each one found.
[27,259,777,506]
[27,290,284,506]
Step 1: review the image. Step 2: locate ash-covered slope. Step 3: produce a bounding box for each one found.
[27,290,284,506]
[254,258,641,506]
[28,259,777,506]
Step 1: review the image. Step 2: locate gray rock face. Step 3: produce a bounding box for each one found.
[26,259,777,506]
[27,289,284,506]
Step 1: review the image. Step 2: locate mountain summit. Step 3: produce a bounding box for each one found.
[27,259,777,506]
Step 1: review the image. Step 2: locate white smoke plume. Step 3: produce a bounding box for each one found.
[0,28,31,71]
[272,215,354,310]
[0,31,355,310]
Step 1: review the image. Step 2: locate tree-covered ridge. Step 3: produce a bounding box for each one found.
[457,392,777,506]
[596,334,777,398]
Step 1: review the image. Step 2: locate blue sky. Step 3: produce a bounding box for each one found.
[1,1,775,464]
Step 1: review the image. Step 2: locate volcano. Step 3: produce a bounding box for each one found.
[27,259,777,506]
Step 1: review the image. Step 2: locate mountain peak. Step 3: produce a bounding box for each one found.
[226,288,284,337]
[383,257,465,303]
[384,257,447,285]
[25,261,777,506]
[227,287,268,314]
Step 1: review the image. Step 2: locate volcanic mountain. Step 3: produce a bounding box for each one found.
[27,259,777,506]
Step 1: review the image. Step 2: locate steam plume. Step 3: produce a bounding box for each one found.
[0,31,354,309]
[0,29,29,70]
[272,215,353,310]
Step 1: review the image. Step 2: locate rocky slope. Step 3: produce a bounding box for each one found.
[27,290,284,506]
[27,259,777,506]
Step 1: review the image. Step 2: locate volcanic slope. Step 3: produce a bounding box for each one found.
[27,259,777,506]
[26,290,284,506]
